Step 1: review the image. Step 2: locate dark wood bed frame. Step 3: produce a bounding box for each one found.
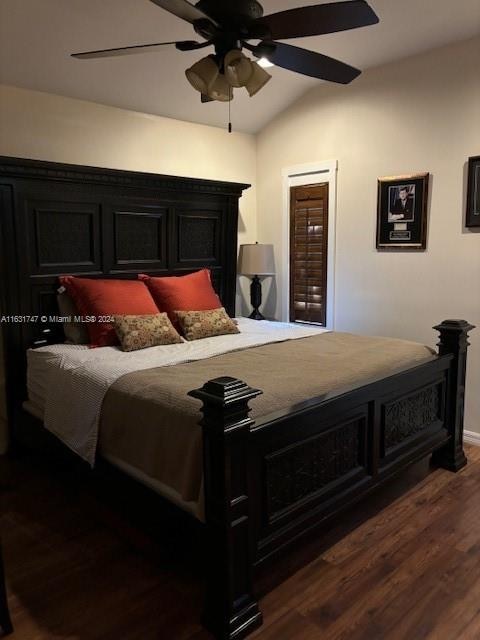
[0,157,474,640]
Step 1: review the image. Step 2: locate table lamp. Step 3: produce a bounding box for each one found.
[238,243,275,320]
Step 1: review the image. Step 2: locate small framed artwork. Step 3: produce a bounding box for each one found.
[466,156,480,228]
[376,173,429,251]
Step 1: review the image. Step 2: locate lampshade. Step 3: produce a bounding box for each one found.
[224,49,254,88]
[207,73,233,102]
[185,56,219,94]
[245,62,272,97]
[238,243,275,276]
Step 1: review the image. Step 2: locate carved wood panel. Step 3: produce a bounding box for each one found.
[27,199,101,274]
[111,205,168,271]
[382,384,442,454]
[265,417,365,519]
[173,210,222,268]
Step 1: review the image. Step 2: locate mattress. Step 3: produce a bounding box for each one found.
[25,319,330,518]
[26,319,328,419]
[25,321,436,520]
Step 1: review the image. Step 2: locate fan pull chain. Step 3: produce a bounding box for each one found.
[228,93,232,133]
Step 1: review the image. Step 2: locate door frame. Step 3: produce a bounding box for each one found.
[281,160,337,328]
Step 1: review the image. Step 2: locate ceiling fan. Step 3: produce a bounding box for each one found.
[72,0,379,104]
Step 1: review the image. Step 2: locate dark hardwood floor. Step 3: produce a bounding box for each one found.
[1,445,480,639]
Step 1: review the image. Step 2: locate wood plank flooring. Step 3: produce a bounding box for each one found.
[1,446,480,639]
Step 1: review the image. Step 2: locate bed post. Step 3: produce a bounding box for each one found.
[188,377,263,640]
[432,319,474,472]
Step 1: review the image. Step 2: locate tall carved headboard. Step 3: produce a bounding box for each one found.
[0,156,249,427]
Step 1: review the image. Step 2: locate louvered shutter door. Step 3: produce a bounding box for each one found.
[289,184,329,325]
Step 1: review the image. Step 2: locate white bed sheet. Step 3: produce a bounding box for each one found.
[27,319,329,466]
[27,343,89,415]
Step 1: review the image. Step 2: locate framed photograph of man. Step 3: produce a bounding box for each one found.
[377,173,429,250]
[388,184,415,222]
[466,156,480,228]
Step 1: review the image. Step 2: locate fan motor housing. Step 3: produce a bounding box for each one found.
[196,0,264,23]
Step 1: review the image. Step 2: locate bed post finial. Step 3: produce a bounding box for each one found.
[432,319,474,472]
[189,376,263,639]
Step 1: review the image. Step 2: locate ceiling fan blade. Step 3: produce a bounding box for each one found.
[71,40,203,59]
[149,0,218,26]
[257,1,379,40]
[268,42,361,84]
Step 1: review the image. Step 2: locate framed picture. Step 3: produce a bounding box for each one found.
[376,173,429,251]
[466,156,480,228]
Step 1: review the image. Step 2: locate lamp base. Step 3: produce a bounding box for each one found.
[249,275,264,321]
[248,309,265,321]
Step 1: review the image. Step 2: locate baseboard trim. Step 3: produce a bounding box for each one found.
[464,430,480,447]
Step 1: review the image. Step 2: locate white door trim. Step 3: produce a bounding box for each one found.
[281,160,338,328]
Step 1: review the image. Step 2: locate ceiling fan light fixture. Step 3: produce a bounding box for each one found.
[224,49,254,88]
[185,55,219,94]
[257,57,274,69]
[73,1,379,108]
[245,61,272,96]
[207,73,234,102]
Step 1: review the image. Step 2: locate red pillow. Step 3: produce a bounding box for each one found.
[138,269,221,325]
[59,276,159,347]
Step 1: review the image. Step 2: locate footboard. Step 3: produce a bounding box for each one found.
[189,320,473,640]
[250,354,451,565]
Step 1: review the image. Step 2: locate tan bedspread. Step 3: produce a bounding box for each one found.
[98,331,435,511]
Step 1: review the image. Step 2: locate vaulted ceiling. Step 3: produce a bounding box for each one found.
[1,0,479,133]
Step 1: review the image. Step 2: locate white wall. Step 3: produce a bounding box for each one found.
[0,84,258,451]
[257,36,480,433]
